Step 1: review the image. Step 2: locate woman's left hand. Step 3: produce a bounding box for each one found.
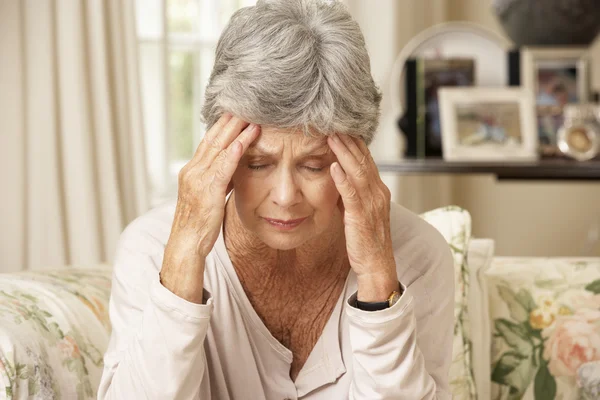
[327,133,400,302]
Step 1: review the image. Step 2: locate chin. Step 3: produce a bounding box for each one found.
[257,232,310,251]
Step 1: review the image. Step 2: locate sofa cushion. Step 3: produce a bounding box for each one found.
[421,206,476,399]
[486,258,600,400]
[0,267,112,399]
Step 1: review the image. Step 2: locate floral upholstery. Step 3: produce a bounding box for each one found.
[486,258,600,400]
[578,360,600,399]
[0,267,112,399]
[421,206,477,399]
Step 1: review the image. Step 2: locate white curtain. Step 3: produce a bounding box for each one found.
[0,0,149,272]
[344,0,455,214]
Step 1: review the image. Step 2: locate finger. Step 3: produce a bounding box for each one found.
[330,162,361,213]
[223,123,261,196]
[341,135,378,177]
[336,133,364,161]
[195,116,251,167]
[210,123,260,194]
[205,116,251,159]
[192,113,233,161]
[338,134,377,184]
[354,137,386,188]
[233,122,261,155]
[327,133,368,187]
[203,112,233,143]
[355,137,376,164]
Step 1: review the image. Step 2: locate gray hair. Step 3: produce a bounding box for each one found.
[201,0,381,145]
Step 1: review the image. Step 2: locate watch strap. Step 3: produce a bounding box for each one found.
[355,289,402,311]
[355,299,390,311]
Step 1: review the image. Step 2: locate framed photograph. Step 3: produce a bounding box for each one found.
[399,57,475,158]
[421,59,475,157]
[521,47,590,106]
[439,87,538,161]
[519,47,590,155]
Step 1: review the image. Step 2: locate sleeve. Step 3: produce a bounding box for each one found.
[344,243,455,400]
[97,222,214,400]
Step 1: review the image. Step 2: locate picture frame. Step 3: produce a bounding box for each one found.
[515,47,591,156]
[439,87,538,161]
[521,47,590,106]
[399,57,476,158]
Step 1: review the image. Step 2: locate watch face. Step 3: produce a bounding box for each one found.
[389,291,402,307]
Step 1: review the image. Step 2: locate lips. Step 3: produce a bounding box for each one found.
[264,217,306,224]
[263,217,307,230]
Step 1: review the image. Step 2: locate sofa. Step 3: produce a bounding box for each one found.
[1,206,599,399]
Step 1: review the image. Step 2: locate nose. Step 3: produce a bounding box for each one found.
[271,167,301,208]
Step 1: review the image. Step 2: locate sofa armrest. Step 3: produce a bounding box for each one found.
[466,239,495,400]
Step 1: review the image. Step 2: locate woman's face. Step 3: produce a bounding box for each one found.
[231,126,342,250]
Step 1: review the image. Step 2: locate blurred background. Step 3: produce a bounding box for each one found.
[2,0,600,273]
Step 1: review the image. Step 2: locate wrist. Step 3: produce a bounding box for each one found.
[356,268,400,303]
[166,229,211,258]
[161,242,207,304]
[160,268,205,304]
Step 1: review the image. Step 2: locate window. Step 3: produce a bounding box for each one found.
[135,0,256,205]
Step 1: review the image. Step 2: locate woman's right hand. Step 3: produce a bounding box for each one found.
[160,114,260,303]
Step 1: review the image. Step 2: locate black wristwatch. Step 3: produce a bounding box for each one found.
[355,290,402,311]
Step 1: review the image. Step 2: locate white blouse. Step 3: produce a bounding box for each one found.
[97,198,454,400]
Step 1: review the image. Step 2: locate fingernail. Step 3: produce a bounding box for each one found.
[331,133,339,143]
[331,162,344,183]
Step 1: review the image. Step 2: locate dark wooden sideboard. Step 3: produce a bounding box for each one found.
[376,159,600,181]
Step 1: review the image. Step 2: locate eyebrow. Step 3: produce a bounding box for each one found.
[246,143,331,157]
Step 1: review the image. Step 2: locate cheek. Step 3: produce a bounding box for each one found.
[232,170,265,198]
[305,176,339,210]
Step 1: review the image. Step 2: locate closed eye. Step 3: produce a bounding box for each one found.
[247,164,324,173]
[303,166,323,172]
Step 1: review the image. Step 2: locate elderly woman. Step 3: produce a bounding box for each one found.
[98,0,454,399]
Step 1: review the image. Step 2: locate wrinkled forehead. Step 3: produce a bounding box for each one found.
[247,126,332,156]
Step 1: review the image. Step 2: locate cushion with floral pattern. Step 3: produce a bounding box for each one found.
[486,258,600,400]
[0,267,112,399]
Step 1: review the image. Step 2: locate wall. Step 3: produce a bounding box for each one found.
[448,0,600,256]
[347,0,600,257]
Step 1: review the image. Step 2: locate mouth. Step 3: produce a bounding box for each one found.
[263,217,307,230]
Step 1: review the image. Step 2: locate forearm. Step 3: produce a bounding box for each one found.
[98,264,213,400]
[160,232,207,304]
[346,289,450,400]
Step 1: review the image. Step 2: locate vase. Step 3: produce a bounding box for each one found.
[494,0,600,46]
